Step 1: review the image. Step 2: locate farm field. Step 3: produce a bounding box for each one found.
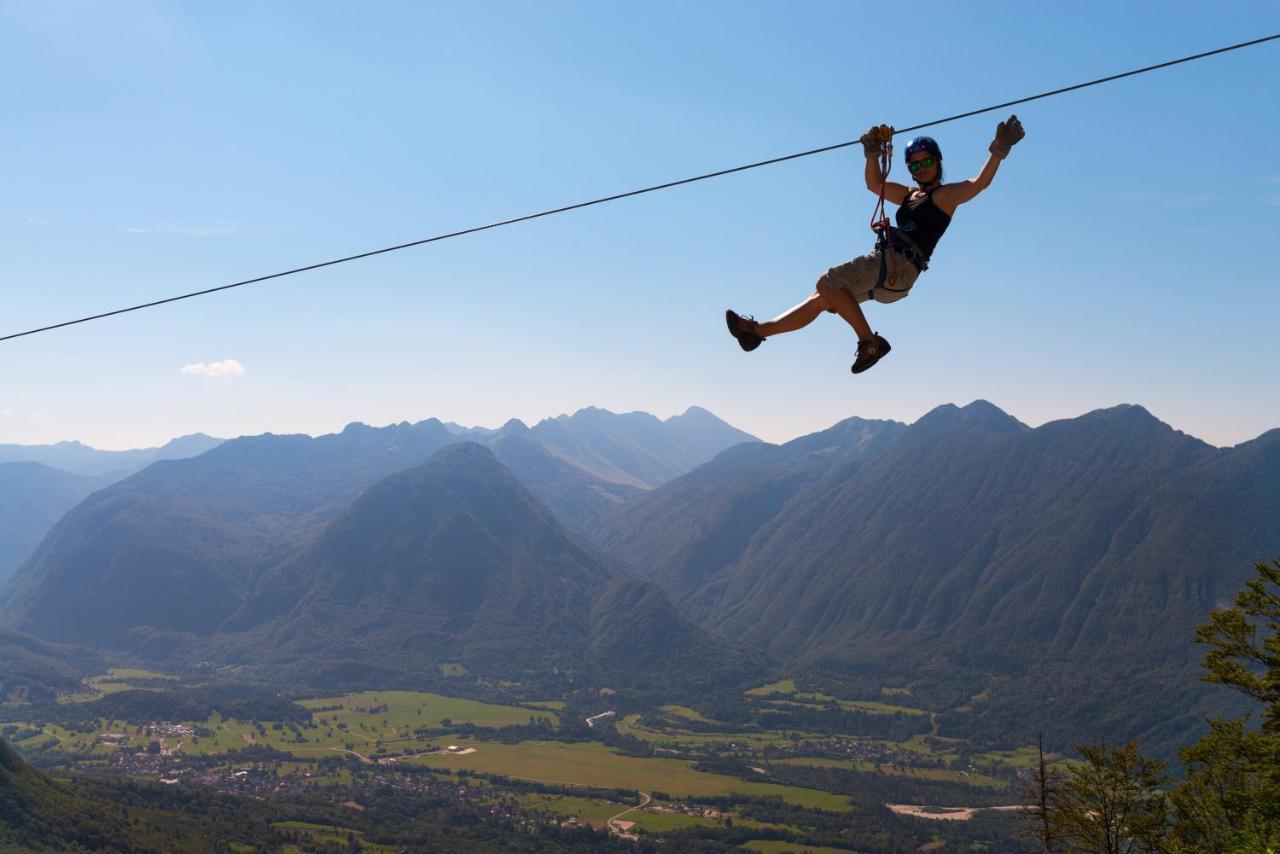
[410,739,855,811]
[299,690,555,729]
[770,757,1008,790]
[5,688,558,761]
[56,668,178,704]
[272,821,395,852]
[615,714,823,749]
[740,842,856,854]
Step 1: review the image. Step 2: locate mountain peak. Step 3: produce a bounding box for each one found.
[916,400,1027,435]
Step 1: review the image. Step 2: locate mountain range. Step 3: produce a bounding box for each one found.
[603,401,1279,749]
[0,407,754,649]
[2,400,1277,754]
[0,463,104,586]
[0,434,224,480]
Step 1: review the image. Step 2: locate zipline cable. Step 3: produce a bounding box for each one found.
[5,31,1278,343]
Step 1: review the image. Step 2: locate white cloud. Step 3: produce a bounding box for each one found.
[181,359,245,379]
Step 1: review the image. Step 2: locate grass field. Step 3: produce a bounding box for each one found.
[9,689,560,761]
[746,680,798,696]
[659,705,715,723]
[628,810,719,832]
[56,668,178,705]
[272,821,395,852]
[409,739,855,811]
[615,714,822,750]
[520,794,622,827]
[782,692,929,717]
[301,690,554,729]
[770,758,1007,789]
[740,841,853,853]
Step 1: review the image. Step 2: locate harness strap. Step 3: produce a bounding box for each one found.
[869,139,898,292]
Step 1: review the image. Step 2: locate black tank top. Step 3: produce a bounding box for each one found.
[894,189,951,260]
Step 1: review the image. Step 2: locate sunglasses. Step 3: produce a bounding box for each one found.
[908,156,937,173]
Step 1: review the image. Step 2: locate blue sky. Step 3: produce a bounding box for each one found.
[2,1,1278,449]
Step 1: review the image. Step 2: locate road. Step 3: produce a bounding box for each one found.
[608,790,652,837]
[585,710,616,728]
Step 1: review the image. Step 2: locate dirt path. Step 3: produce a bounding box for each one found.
[608,791,651,836]
[585,710,616,728]
[330,747,373,764]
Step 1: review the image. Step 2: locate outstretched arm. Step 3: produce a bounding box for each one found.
[934,115,1024,213]
[935,153,1003,210]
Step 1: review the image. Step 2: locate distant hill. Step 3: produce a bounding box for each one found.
[528,405,759,488]
[0,433,223,481]
[488,427,643,542]
[0,738,167,852]
[219,443,757,691]
[225,442,616,674]
[0,406,751,649]
[604,401,1280,754]
[0,462,103,587]
[0,626,100,705]
[603,415,907,603]
[0,420,457,647]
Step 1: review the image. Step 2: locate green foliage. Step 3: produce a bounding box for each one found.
[1196,558,1280,733]
[1052,741,1169,854]
[1165,559,1280,852]
[1168,717,1280,853]
[1035,560,1280,853]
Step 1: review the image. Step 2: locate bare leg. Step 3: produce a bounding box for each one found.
[756,292,828,337]
[817,278,874,341]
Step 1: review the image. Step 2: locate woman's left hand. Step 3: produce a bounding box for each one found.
[989,115,1025,159]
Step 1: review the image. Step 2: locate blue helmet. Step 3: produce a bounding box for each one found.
[904,136,942,164]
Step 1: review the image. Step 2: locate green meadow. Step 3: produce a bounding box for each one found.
[409,739,855,811]
[770,758,1007,789]
[299,690,555,729]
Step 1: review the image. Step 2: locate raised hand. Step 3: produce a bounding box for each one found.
[989,114,1025,159]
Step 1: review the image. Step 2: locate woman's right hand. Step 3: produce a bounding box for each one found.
[861,124,893,157]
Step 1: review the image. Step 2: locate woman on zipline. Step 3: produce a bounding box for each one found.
[726,114,1024,374]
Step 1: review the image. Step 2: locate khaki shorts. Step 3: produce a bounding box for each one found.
[822,250,920,304]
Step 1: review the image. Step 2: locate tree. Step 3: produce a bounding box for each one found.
[1195,558,1280,733]
[1052,741,1169,854]
[1168,558,1280,852]
[1023,733,1064,852]
[1168,717,1279,853]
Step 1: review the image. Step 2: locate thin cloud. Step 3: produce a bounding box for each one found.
[126,222,242,237]
[181,359,245,379]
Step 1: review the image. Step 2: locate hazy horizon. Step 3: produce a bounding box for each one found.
[6,397,1267,455]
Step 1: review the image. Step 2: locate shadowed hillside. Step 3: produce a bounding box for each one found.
[216,443,759,692]
[0,462,102,587]
[605,401,1280,754]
